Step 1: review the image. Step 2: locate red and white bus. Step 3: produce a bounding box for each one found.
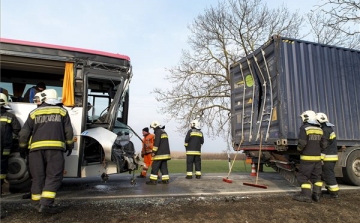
[0,38,142,192]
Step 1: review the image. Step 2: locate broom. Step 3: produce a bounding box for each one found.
[223,139,243,183]
[243,133,268,189]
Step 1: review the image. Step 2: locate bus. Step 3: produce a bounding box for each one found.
[0,38,142,192]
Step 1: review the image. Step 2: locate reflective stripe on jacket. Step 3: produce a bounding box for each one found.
[297,123,325,161]
[184,128,204,156]
[152,128,171,160]
[1,107,21,153]
[19,103,74,151]
[320,124,338,161]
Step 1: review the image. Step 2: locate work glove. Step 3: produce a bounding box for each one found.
[19,146,28,159]
[20,149,27,159]
[65,147,73,156]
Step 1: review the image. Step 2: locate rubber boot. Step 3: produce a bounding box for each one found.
[158,180,169,184]
[312,183,322,202]
[146,180,157,185]
[22,192,31,199]
[39,204,61,214]
[312,192,321,202]
[329,191,339,199]
[22,201,40,211]
[293,186,312,203]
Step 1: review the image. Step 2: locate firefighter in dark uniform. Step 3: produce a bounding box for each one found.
[184,120,204,179]
[19,89,74,214]
[1,93,21,219]
[146,121,171,185]
[316,112,339,198]
[293,110,326,203]
[1,93,21,193]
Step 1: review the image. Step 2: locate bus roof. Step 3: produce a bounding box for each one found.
[0,38,130,61]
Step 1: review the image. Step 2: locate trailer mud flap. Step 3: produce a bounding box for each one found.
[81,127,117,161]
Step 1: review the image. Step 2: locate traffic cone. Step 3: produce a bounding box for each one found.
[250,163,257,176]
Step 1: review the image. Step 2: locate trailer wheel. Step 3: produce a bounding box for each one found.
[342,150,360,186]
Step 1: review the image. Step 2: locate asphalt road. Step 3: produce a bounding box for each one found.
[2,172,359,202]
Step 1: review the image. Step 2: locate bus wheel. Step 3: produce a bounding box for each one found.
[7,153,31,193]
[9,176,32,193]
[342,150,360,186]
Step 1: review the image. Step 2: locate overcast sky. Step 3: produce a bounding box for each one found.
[1,0,318,153]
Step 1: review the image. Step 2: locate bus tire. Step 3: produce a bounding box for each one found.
[9,176,32,193]
[342,150,360,186]
[6,154,27,180]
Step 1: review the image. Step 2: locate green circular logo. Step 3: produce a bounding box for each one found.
[245,75,254,87]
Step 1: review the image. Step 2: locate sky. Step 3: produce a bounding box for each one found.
[0,0,319,153]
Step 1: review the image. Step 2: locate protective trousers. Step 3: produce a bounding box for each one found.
[141,153,153,177]
[150,160,169,181]
[297,161,322,197]
[0,153,9,181]
[29,149,64,206]
[0,151,9,193]
[322,161,339,194]
[186,155,201,177]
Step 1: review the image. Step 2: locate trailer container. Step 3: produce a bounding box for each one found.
[229,35,360,185]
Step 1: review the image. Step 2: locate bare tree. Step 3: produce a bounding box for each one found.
[315,0,360,35]
[153,0,305,139]
[306,10,360,49]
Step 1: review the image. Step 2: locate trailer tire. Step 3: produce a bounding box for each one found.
[342,150,360,186]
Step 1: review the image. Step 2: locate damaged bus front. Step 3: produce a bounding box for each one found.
[0,38,143,192]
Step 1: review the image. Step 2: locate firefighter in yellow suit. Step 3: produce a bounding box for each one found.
[138,127,154,178]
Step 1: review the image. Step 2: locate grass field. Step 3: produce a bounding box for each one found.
[166,159,274,174]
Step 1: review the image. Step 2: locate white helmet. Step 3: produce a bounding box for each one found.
[150,121,160,129]
[316,112,329,123]
[33,92,45,104]
[0,93,8,106]
[191,120,200,129]
[42,89,61,105]
[300,110,316,123]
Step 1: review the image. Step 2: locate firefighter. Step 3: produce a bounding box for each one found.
[293,110,326,203]
[19,89,74,214]
[146,121,171,185]
[184,120,204,179]
[21,92,43,200]
[138,127,154,178]
[316,112,339,198]
[1,93,21,194]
